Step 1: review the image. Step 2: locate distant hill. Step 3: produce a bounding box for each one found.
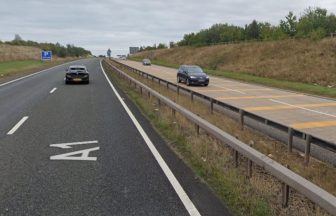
[0,44,41,62]
[133,38,336,87]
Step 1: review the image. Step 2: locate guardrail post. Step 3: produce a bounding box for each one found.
[177,86,180,95]
[140,87,142,95]
[210,99,214,114]
[147,91,151,99]
[247,152,253,178]
[247,159,252,178]
[191,92,194,101]
[234,150,239,167]
[195,124,200,135]
[166,82,169,89]
[305,135,312,165]
[157,98,161,107]
[151,76,154,82]
[288,128,293,153]
[239,109,244,130]
[171,108,176,118]
[282,165,290,208]
[158,79,160,85]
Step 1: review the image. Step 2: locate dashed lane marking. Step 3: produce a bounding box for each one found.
[50,87,57,94]
[7,116,29,135]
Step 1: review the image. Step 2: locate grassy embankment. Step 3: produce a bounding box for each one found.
[0,44,75,81]
[0,59,73,80]
[131,38,336,98]
[104,60,333,216]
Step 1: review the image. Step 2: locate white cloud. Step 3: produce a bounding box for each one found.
[0,0,335,55]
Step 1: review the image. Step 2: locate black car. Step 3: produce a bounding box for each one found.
[142,59,151,66]
[177,65,209,86]
[65,65,89,84]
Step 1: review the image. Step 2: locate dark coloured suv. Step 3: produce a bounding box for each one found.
[65,65,89,84]
[177,65,209,86]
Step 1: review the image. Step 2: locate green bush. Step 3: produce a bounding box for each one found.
[309,28,327,40]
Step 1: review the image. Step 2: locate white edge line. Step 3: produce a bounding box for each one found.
[100,60,201,216]
[0,59,82,88]
[270,99,336,118]
[7,116,29,135]
[50,87,57,94]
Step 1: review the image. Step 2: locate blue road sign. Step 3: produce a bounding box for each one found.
[41,51,52,60]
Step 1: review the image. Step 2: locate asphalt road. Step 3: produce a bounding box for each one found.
[0,58,230,215]
[118,60,336,144]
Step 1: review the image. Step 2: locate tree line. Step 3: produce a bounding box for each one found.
[137,7,336,50]
[139,43,169,52]
[0,35,91,57]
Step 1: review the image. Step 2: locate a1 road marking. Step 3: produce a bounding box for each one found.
[50,140,99,161]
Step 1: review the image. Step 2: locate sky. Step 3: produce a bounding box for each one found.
[1,0,335,56]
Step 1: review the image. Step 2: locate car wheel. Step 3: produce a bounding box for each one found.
[177,76,181,83]
[204,83,208,86]
[186,79,190,86]
[65,80,69,85]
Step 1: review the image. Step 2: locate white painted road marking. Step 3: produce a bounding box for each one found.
[50,140,98,149]
[49,87,57,94]
[50,147,100,161]
[50,140,99,161]
[100,61,201,216]
[7,116,29,135]
[211,83,246,94]
[270,99,336,118]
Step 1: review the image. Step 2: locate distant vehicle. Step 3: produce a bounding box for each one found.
[177,65,209,86]
[117,55,127,60]
[65,65,89,84]
[142,59,151,66]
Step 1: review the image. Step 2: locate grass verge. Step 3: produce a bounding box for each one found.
[103,60,331,216]
[0,59,75,81]
[129,56,336,99]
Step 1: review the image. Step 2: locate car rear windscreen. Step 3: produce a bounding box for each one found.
[70,68,85,71]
